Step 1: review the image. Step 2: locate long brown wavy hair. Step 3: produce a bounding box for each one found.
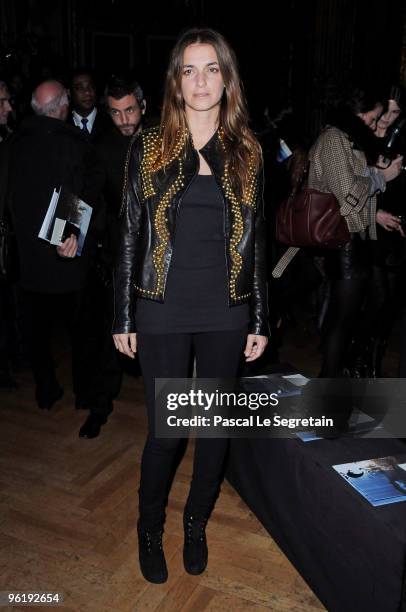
[159,28,262,199]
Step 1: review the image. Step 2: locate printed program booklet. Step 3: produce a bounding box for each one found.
[243,373,308,398]
[38,187,92,256]
[333,456,406,506]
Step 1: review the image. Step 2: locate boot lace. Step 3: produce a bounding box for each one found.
[185,516,208,543]
[142,529,164,553]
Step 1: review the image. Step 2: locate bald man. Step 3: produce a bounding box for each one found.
[8,79,102,416]
[31,80,69,122]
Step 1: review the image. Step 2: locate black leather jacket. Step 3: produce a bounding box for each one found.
[112,126,269,336]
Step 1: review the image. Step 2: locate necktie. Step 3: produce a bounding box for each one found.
[81,117,89,133]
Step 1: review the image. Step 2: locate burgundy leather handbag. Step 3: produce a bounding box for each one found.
[275,187,350,248]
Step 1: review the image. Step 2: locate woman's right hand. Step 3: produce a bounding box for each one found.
[379,155,403,182]
[113,333,137,358]
[57,234,78,258]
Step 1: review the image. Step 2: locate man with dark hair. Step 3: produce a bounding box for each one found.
[96,75,146,219]
[96,75,146,220]
[77,75,146,439]
[69,69,110,140]
[104,75,146,137]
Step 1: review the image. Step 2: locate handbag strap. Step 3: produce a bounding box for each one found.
[295,160,309,194]
[288,152,309,196]
[272,247,300,278]
[272,157,310,278]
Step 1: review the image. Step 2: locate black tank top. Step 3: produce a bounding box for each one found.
[135,174,249,333]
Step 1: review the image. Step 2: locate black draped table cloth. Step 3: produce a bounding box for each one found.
[226,435,406,612]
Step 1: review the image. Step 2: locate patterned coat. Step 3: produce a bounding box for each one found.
[272,126,375,278]
[308,126,376,238]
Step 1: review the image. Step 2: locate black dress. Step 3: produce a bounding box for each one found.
[136,174,249,333]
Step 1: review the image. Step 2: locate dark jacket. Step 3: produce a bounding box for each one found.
[68,107,112,142]
[94,126,132,266]
[112,126,269,336]
[8,115,102,293]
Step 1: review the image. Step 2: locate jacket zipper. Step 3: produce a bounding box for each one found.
[220,185,231,306]
[210,173,231,306]
[161,150,199,298]
[195,153,231,305]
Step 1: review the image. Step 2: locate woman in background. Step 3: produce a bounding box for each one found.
[347,86,406,377]
[307,85,402,377]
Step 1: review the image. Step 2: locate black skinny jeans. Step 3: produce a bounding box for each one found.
[320,235,371,377]
[351,236,400,356]
[137,328,247,530]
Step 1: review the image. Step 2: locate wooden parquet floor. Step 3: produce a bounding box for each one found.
[0,355,325,612]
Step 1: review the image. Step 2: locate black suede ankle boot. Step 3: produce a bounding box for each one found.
[137,521,168,584]
[183,510,208,575]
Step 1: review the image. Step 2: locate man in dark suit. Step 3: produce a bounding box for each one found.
[96,74,146,226]
[8,80,102,411]
[77,75,146,439]
[69,69,110,141]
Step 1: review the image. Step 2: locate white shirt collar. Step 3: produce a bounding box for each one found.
[72,107,97,132]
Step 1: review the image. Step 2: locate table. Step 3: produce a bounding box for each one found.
[227,435,406,612]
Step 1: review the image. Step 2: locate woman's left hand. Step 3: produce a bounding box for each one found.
[376,209,404,235]
[244,334,268,362]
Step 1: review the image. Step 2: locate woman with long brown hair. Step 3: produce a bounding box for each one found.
[307,85,402,376]
[113,27,268,583]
